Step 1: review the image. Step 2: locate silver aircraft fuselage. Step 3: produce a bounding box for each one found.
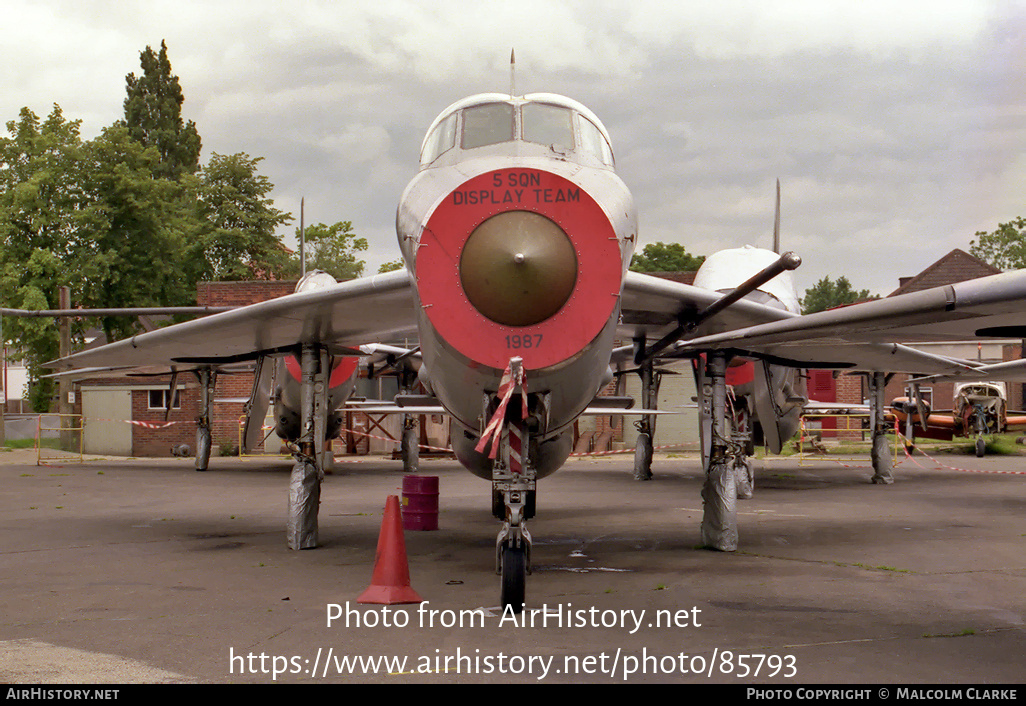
[395,93,637,478]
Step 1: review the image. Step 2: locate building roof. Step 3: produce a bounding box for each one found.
[888,248,1001,297]
[646,271,698,285]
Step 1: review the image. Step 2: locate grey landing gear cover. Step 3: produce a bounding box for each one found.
[401,418,419,473]
[702,460,738,550]
[288,458,321,549]
[633,431,653,481]
[195,367,215,472]
[701,353,738,551]
[869,372,894,485]
[632,358,659,481]
[287,344,329,550]
[733,456,754,500]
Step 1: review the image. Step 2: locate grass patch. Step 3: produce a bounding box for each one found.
[851,562,912,573]
[4,438,61,450]
[923,628,975,638]
[895,432,1022,456]
[967,434,1021,456]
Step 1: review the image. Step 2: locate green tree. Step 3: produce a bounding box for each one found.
[801,276,877,314]
[76,124,198,342]
[0,105,88,409]
[629,242,705,272]
[378,258,404,273]
[0,107,207,409]
[295,220,367,281]
[189,152,293,280]
[969,217,1026,270]
[120,40,202,181]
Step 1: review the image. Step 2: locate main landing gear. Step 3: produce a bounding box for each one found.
[868,371,894,484]
[701,352,739,551]
[399,363,419,473]
[633,357,660,481]
[287,344,330,550]
[973,410,989,458]
[194,367,215,472]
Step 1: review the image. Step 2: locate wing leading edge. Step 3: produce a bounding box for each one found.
[622,269,1026,376]
[48,269,417,371]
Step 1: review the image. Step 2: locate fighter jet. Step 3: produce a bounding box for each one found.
[50,88,1026,612]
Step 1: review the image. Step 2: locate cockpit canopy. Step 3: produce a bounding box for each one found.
[420,93,615,168]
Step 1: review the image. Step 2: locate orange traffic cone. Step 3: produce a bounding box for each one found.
[357,495,424,604]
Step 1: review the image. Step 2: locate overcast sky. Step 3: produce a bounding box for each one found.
[3,0,1024,296]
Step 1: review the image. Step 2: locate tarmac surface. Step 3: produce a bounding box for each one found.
[0,446,1023,684]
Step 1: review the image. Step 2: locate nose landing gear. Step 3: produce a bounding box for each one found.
[493,420,535,614]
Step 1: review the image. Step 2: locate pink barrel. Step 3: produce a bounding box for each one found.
[401,475,439,531]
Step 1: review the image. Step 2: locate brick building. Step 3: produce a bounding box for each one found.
[75,281,298,457]
[73,279,447,458]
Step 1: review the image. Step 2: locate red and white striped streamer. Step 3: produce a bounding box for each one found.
[475,358,528,460]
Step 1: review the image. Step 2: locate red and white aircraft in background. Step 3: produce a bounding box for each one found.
[52,88,1026,611]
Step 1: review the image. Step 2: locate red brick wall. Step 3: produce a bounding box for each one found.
[197,281,297,307]
[833,372,865,440]
[212,372,250,452]
[131,386,198,456]
[71,281,302,457]
[198,281,299,452]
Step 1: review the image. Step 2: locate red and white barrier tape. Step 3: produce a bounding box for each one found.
[894,429,1026,475]
[78,418,195,428]
[128,420,187,429]
[475,358,528,459]
[569,443,690,458]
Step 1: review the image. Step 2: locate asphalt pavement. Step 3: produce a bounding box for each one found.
[1,446,1023,684]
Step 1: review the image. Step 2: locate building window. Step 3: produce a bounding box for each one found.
[148,389,181,410]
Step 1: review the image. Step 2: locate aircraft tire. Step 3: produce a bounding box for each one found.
[500,543,526,614]
[976,437,986,458]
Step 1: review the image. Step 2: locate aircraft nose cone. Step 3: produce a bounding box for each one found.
[460,211,578,327]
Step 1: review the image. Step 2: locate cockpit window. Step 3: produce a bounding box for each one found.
[578,115,614,167]
[421,112,457,165]
[461,102,514,150]
[522,103,574,149]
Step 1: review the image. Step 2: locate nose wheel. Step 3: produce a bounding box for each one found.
[499,537,528,611]
[494,483,534,614]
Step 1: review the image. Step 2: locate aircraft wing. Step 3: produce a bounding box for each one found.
[619,270,794,338]
[909,359,1026,384]
[48,270,417,371]
[626,270,1026,376]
